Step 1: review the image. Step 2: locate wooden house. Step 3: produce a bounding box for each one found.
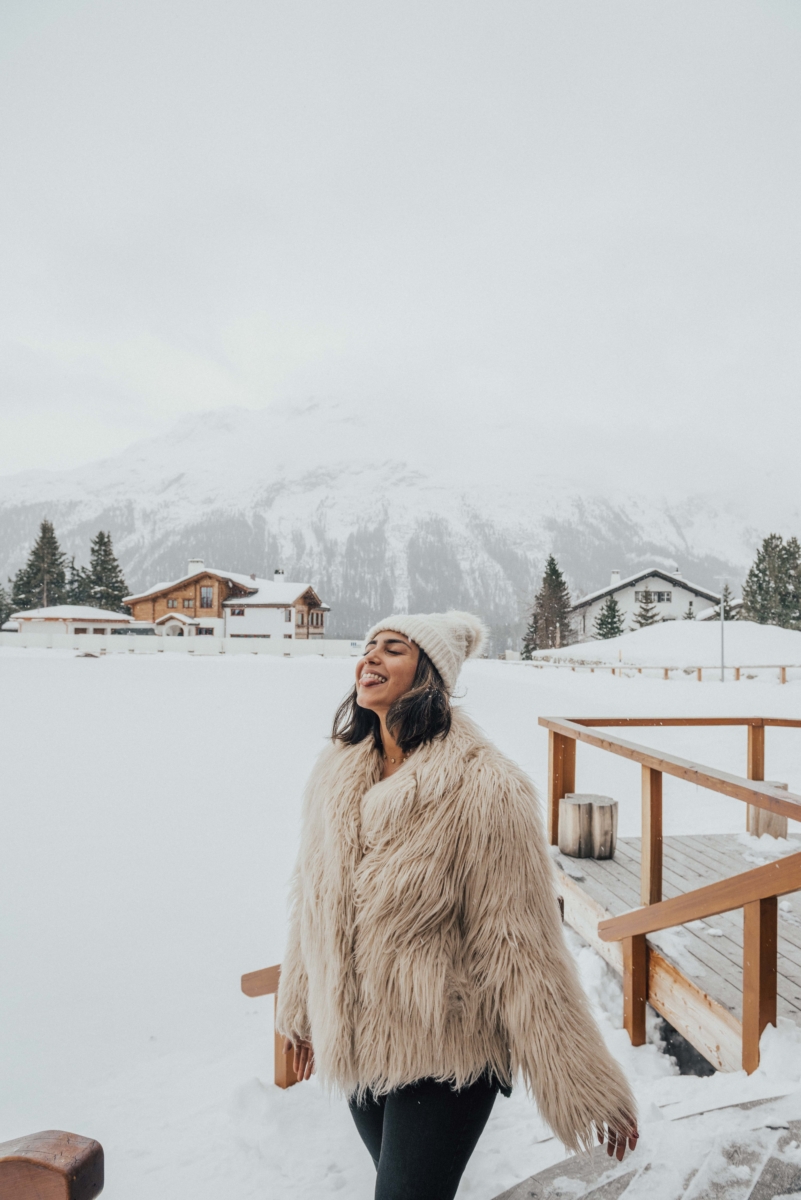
[125,560,329,638]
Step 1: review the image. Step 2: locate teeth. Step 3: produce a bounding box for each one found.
[362,673,387,683]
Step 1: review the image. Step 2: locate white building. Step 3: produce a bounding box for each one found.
[571,569,720,640]
[2,605,137,635]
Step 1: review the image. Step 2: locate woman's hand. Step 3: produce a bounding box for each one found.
[284,1037,315,1081]
[598,1118,638,1161]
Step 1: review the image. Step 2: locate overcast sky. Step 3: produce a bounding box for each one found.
[1,0,800,492]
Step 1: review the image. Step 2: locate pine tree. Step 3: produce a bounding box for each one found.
[11,520,67,610]
[741,534,801,628]
[720,582,737,621]
[66,557,91,606]
[0,582,13,628]
[683,600,695,620]
[521,555,574,652]
[593,594,625,639]
[633,589,660,628]
[85,531,129,611]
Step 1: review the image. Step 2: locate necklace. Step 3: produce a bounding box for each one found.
[383,750,409,765]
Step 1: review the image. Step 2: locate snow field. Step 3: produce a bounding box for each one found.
[3,650,801,1197]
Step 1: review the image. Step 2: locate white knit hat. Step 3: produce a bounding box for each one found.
[363,610,488,693]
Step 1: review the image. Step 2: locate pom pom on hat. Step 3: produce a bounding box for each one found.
[363,610,488,693]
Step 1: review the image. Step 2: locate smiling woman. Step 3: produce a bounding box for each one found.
[277,610,638,1200]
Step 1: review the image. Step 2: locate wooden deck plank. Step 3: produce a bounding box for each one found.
[555,835,801,1030]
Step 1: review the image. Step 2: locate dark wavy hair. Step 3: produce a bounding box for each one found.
[332,646,452,754]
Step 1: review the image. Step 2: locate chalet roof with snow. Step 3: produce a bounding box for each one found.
[10,605,135,622]
[570,568,719,613]
[125,567,329,610]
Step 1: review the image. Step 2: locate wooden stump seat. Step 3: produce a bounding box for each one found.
[0,1130,103,1200]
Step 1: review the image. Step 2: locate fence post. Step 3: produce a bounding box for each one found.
[548,731,576,845]
[623,935,648,1046]
[742,896,777,1073]
[735,667,741,681]
[781,667,787,685]
[696,667,702,682]
[746,723,765,834]
[641,766,663,905]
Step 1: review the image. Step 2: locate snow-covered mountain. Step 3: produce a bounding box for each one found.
[0,400,784,644]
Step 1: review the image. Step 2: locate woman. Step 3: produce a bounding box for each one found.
[277,611,638,1198]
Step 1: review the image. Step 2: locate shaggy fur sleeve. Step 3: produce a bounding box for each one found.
[274,744,336,1044]
[461,752,637,1153]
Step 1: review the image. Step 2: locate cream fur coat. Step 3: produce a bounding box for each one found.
[276,707,636,1152]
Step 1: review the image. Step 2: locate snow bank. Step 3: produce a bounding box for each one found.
[534,620,801,668]
[3,651,801,1198]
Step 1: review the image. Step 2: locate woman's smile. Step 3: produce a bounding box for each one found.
[359,671,388,687]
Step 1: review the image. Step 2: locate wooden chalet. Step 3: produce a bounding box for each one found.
[125,559,329,638]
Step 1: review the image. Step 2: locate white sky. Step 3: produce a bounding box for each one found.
[1,0,800,492]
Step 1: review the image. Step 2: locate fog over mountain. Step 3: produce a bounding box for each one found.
[0,399,790,646]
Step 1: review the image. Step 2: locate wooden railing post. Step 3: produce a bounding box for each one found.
[241,964,298,1089]
[622,935,647,1046]
[641,766,663,905]
[742,896,777,1073]
[547,730,575,845]
[747,722,766,835]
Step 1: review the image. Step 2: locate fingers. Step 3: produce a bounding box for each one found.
[289,1040,315,1082]
[604,1122,639,1161]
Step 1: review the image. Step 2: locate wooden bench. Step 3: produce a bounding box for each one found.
[0,1130,103,1199]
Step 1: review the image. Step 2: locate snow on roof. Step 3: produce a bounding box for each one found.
[221,576,320,606]
[11,605,135,622]
[571,568,719,611]
[531,620,801,668]
[126,566,325,607]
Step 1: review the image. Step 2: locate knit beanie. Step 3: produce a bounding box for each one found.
[363,610,488,693]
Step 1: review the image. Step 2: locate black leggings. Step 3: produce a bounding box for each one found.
[348,1075,499,1200]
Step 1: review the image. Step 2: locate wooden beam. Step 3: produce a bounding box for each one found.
[0,1131,103,1200]
[742,896,777,1073]
[747,723,765,782]
[697,667,702,682]
[274,1027,298,1089]
[622,935,647,1046]
[641,767,663,905]
[241,964,280,997]
[564,717,801,728]
[536,718,801,820]
[599,850,801,941]
[547,731,575,845]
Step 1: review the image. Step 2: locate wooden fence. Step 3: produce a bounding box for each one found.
[541,715,801,1071]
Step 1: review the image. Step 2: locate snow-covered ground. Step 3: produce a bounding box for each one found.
[4,648,801,1198]
[533,620,801,670]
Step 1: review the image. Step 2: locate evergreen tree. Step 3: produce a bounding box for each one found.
[521,555,574,653]
[683,600,695,620]
[593,594,625,639]
[85,531,129,611]
[632,589,660,628]
[741,533,801,628]
[66,557,91,606]
[720,582,737,621]
[11,520,67,610]
[0,582,13,628]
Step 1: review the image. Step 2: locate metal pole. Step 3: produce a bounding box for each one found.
[720,589,725,682]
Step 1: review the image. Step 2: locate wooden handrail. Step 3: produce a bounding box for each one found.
[568,717,801,728]
[538,717,801,821]
[598,850,801,941]
[240,964,297,1088]
[0,1130,103,1199]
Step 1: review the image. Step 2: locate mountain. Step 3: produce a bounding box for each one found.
[0,400,783,647]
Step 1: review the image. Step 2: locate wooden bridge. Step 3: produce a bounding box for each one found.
[543,716,801,1072]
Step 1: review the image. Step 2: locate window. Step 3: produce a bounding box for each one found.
[634,590,672,603]
[183,598,193,609]
[310,611,323,627]
[197,627,214,636]
[284,608,292,622]
[230,607,245,617]
[75,627,87,635]
[284,633,292,639]
[297,611,304,625]
[93,628,105,635]
[167,598,177,609]
[200,587,213,609]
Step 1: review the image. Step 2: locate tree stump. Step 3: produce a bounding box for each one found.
[747,782,789,840]
[591,797,618,859]
[559,794,617,859]
[0,1130,103,1199]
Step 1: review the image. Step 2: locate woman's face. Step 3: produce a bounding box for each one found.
[355,630,420,714]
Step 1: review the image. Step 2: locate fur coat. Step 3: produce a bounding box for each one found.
[275,707,636,1152]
